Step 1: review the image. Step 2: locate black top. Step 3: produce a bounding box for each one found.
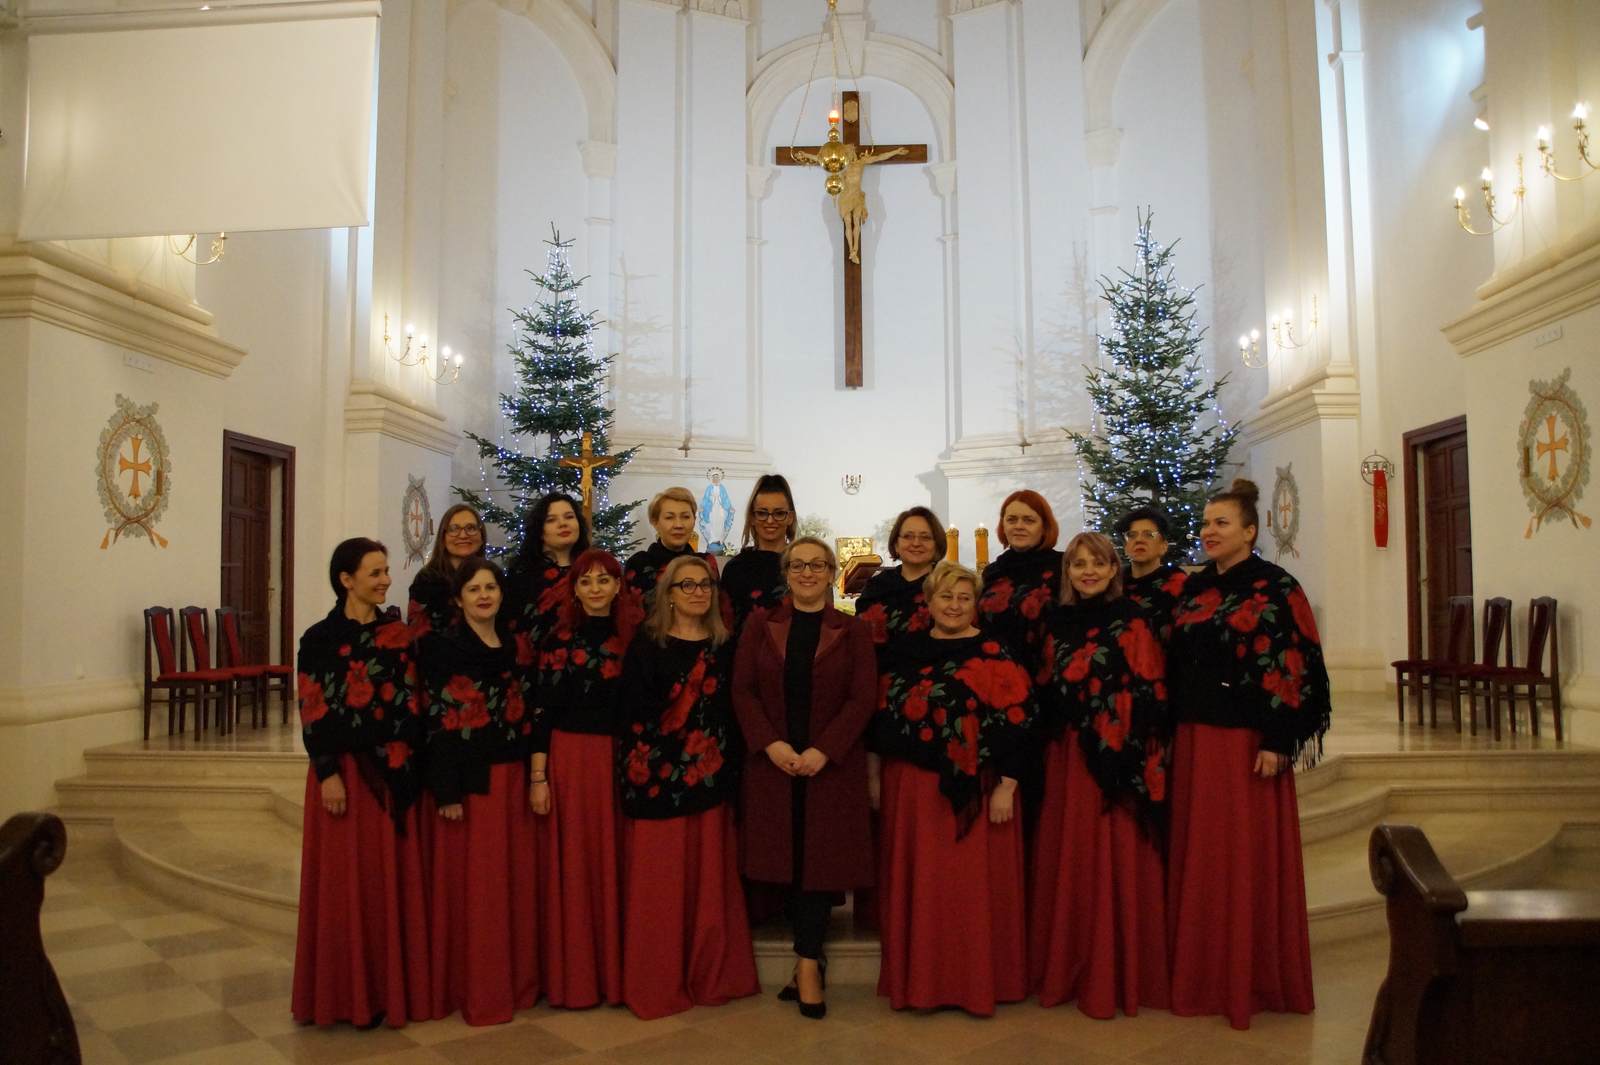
[1123,563,1189,639]
[419,621,533,805]
[406,568,456,637]
[511,558,571,646]
[854,565,932,666]
[624,541,704,609]
[531,613,629,752]
[1167,553,1332,760]
[978,547,1063,660]
[783,608,825,750]
[616,634,741,819]
[720,548,788,638]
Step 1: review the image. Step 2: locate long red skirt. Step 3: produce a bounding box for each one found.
[877,760,1027,1016]
[539,730,623,1008]
[292,757,430,1027]
[1168,723,1315,1030]
[428,763,540,1025]
[621,803,760,1019]
[1028,731,1169,1016]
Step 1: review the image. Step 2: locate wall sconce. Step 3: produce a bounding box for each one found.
[1269,296,1318,356]
[1452,154,1525,236]
[841,474,862,495]
[1237,328,1264,368]
[1537,102,1595,182]
[383,313,464,384]
[168,232,227,266]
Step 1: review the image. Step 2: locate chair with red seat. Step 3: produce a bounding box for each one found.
[1391,595,1474,728]
[178,606,236,736]
[215,606,294,728]
[1478,597,1563,742]
[1434,597,1515,736]
[142,607,232,740]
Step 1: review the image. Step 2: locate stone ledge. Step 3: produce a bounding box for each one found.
[343,380,460,457]
[1242,371,1362,449]
[1443,227,1600,356]
[0,239,246,378]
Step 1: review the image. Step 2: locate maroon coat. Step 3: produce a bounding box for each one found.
[732,602,878,892]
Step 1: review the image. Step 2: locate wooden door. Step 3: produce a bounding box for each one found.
[221,432,295,665]
[1405,417,1471,658]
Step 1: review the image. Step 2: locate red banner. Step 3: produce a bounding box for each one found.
[1373,468,1390,548]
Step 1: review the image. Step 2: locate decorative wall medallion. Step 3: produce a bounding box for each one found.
[1519,367,1591,538]
[1270,463,1301,560]
[401,475,433,568]
[97,394,172,549]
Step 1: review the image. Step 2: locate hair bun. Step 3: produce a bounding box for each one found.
[1229,478,1260,507]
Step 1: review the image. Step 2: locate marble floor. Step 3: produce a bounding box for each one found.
[48,836,1387,1065]
[47,688,1592,1064]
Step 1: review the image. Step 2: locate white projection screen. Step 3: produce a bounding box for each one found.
[20,8,378,241]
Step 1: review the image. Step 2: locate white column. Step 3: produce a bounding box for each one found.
[580,140,618,375]
[948,0,1026,453]
[747,163,778,451]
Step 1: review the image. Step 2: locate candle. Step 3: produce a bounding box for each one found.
[1573,101,1589,122]
[975,524,990,568]
[1454,186,1466,206]
[828,108,840,124]
[1480,167,1494,186]
[1538,125,1552,150]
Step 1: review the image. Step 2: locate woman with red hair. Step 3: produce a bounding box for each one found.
[978,490,1062,660]
[531,548,643,1008]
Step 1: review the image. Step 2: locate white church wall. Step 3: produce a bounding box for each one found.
[439,2,592,538]
[866,0,944,57]
[758,76,947,543]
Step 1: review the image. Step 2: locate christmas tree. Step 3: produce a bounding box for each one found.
[457,228,641,558]
[1067,211,1238,560]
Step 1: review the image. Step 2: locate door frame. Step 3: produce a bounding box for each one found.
[1401,415,1468,659]
[221,430,296,666]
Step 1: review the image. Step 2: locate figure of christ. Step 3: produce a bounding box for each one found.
[791,143,910,264]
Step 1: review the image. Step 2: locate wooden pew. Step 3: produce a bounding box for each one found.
[0,812,81,1065]
[1363,823,1600,1065]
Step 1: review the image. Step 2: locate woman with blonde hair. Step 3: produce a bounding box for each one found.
[624,487,721,610]
[615,554,758,1018]
[1031,531,1170,1017]
[733,536,877,1019]
[873,560,1035,1016]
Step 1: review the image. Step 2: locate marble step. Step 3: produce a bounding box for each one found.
[82,745,304,781]
[1297,777,1600,845]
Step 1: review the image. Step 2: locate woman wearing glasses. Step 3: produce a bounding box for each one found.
[732,537,877,1019]
[719,474,798,639]
[855,506,942,657]
[1116,506,1188,631]
[407,504,485,636]
[616,555,758,1018]
[510,492,590,647]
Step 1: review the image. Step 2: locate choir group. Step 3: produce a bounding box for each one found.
[290,473,1332,1034]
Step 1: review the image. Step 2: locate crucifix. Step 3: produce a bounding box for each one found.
[557,431,616,527]
[776,90,928,388]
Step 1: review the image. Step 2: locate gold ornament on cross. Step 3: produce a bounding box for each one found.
[558,432,617,528]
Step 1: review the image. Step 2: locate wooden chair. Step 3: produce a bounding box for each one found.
[1434,597,1514,737]
[1391,595,1473,728]
[1479,596,1563,741]
[0,813,81,1065]
[215,606,294,728]
[1363,823,1600,1065]
[142,607,232,740]
[177,606,235,736]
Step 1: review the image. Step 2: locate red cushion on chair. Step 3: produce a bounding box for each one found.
[157,669,233,683]
[221,665,271,679]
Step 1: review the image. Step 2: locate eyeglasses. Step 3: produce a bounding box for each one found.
[898,532,935,543]
[785,560,830,574]
[446,524,482,537]
[1123,530,1163,542]
[754,509,791,523]
[671,579,716,594]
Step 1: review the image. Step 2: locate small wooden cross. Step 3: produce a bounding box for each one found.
[557,431,616,528]
[776,90,928,388]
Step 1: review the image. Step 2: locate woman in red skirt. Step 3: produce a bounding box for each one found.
[872,560,1035,1017]
[293,537,430,1028]
[419,557,540,1025]
[531,548,643,1008]
[1167,479,1330,1029]
[616,554,760,1019]
[1031,531,1170,1017]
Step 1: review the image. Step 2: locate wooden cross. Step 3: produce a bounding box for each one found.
[775,90,928,388]
[557,431,616,527]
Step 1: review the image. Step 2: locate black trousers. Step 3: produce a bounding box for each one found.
[789,777,832,960]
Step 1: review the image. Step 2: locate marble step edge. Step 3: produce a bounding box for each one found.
[1299,778,1600,827]
[1328,749,1600,781]
[82,747,306,780]
[55,775,284,811]
[112,816,299,937]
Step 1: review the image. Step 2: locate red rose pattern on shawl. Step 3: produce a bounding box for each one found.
[978,555,1061,656]
[297,614,417,762]
[878,641,1035,787]
[620,643,736,812]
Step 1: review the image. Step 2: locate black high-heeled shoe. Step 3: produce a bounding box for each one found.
[777,960,800,1001]
[797,955,827,1020]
